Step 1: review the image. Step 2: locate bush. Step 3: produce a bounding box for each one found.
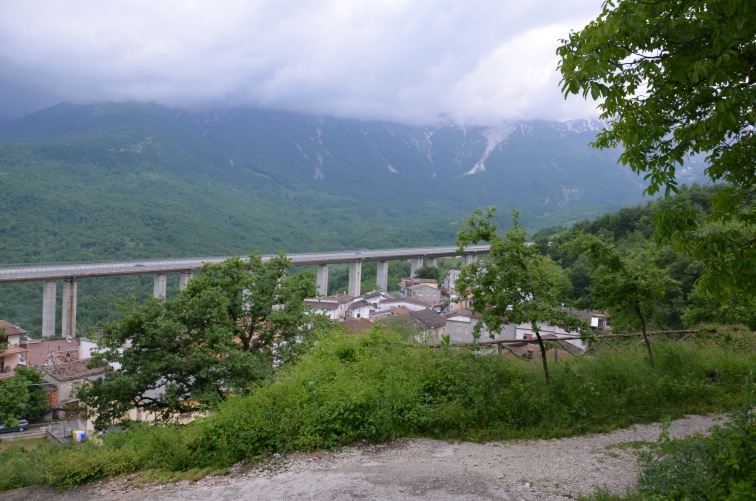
[637,406,755,500]
[1,326,753,491]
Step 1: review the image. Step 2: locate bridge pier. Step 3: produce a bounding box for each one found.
[42,281,56,338]
[179,271,193,290]
[410,258,423,277]
[376,261,388,291]
[61,278,77,339]
[425,257,437,267]
[316,265,329,296]
[462,253,477,266]
[348,262,362,297]
[153,273,167,298]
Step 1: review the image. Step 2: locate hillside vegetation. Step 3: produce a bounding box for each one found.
[0,326,753,491]
[1,102,691,337]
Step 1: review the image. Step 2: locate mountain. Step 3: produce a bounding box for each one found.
[0,102,705,265]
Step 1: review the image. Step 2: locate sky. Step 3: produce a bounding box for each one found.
[0,0,604,125]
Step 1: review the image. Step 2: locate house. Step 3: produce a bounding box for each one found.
[303,294,354,320]
[398,277,439,297]
[442,270,460,296]
[0,320,29,379]
[363,290,391,307]
[441,270,462,311]
[371,297,430,318]
[443,308,517,344]
[407,284,442,305]
[347,299,372,319]
[39,360,106,408]
[22,338,80,367]
[407,309,446,344]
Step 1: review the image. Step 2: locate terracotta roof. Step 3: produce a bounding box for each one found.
[0,320,27,337]
[41,360,106,382]
[1,346,28,356]
[342,318,373,335]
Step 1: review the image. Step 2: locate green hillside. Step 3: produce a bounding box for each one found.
[0,102,707,336]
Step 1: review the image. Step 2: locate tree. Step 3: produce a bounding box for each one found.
[456,208,586,382]
[414,265,441,283]
[557,0,755,300]
[79,254,320,429]
[0,367,47,426]
[571,235,680,367]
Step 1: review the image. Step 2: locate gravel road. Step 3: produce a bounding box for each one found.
[1,414,723,501]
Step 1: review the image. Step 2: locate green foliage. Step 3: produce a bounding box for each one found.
[413,265,441,283]
[0,327,753,491]
[637,406,755,500]
[0,101,670,336]
[535,185,751,332]
[0,367,47,426]
[558,0,755,300]
[456,207,587,381]
[79,254,322,429]
[570,234,681,366]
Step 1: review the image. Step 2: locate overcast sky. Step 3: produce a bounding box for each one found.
[0,0,604,125]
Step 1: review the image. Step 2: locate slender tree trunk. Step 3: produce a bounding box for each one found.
[635,306,654,367]
[533,322,550,383]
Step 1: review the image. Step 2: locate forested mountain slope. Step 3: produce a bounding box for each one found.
[0,102,711,336]
[0,102,709,265]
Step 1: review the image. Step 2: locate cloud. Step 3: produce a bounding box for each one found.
[0,0,602,124]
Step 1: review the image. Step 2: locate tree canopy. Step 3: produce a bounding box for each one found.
[456,208,586,381]
[79,254,321,429]
[0,367,47,426]
[557,0,755,300]
[570,234,681,367]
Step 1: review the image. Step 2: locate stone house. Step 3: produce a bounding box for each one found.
[40,360,106,408]
[407,284,442,305]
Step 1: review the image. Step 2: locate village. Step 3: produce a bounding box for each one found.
[0,268,609,441]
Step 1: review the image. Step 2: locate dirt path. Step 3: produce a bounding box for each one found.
[1,414,723,501]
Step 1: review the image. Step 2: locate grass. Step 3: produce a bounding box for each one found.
[0,325,753,492]
[0,437,47,452]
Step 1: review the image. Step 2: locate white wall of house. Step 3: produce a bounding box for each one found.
[79,338,99,359]
[349,303,372,319]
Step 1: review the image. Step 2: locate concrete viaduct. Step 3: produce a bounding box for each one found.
[0,245,489,338]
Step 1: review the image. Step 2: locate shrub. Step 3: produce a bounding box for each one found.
[637,406,755,500]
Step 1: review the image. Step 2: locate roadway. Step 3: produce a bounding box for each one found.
[0,245,490,284]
